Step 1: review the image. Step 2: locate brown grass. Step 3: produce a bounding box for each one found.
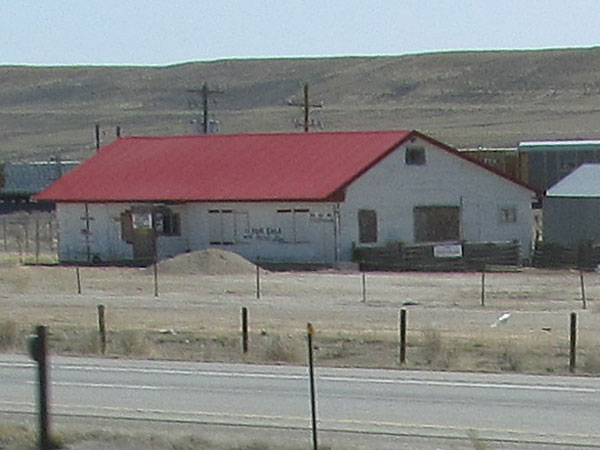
[0,320,17,351]
[4,48,600,161]
[1,263,599,375]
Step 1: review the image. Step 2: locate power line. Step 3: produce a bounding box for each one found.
[288,83,323,132]
[187,83,222,134]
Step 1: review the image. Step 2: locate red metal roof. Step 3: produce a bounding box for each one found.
[35,130,537,203]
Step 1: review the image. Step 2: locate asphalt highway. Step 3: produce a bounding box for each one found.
[1,354,600,447]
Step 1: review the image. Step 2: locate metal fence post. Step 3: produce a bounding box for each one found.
[307,323,318,450]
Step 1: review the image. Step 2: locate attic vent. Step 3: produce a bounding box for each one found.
[406,146,426,165]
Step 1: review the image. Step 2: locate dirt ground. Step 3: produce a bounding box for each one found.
[2,249,600,449]
[2,249,599,373]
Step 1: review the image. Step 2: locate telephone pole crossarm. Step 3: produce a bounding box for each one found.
[287,83,323,132]
[186,83,223,134]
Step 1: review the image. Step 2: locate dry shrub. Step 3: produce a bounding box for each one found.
[263,335,301,363]
[583,352,600,374]
[422,328,452,368]
[321,339,353,360]
[118,330,152,357]
[498,342,524,372]
[48,328,97,355]
[78,330,101,355]
[0,320,17,351]
[468,429,488,450]
[0,424,37,448]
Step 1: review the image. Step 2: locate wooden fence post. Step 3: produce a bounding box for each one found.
[579,270,587,310]
[570,312,577,373]
[48,220,54,250]
[256,265,261,299]
[2,218,7,251]
[98,304,106,354]
[307,323,318,450]
[241,307,249,354]
[362,273,366,303]
[399,308,407,365]
[481,267,486,307]
[23,221,29,252]
[35,219,40,264]
[153,260,159,298]
[28,325,51,450]
[76,266,81,294]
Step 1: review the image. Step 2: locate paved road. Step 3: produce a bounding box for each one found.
[1,354,600,447]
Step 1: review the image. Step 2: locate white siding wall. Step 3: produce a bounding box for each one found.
[57,203,133,262]
[56,203,189,262]
[340,137,534,260]
[56,202,337,264]
[186,202,337,263]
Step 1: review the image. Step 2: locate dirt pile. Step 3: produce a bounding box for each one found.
[157,248,257,275]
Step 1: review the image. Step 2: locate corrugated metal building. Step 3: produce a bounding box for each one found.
[0,160,79,213]
[459,147,519,180]
[518,140,600,192]
[35,131,537,265]
[543,164,600,247]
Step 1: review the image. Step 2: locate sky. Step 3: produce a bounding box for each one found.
[2,0,600,66]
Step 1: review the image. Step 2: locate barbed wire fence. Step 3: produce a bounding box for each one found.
[0,212,57,263]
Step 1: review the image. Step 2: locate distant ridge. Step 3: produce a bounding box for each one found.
[2,47,600,161]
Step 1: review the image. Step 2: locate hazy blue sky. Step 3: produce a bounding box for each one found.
[3,0,600,66]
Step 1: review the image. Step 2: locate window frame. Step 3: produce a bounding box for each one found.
[405,146,426,166]
[358,209,378,244]
[277,208,310,244]
[153,207,181,237]
[208,209,234,245]
[498,205,517,224]
[413,205,460,243]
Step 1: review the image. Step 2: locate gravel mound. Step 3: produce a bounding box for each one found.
[157,248,257,275]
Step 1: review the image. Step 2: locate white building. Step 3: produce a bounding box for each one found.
[35,130,537,265]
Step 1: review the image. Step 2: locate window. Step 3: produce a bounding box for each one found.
[358,209,377,243]
[499,206,517,224]
[405,146,426,165]
[208,209,234,244]
[153,208,181,236]
[414,206,460,242]
[277,208,310,243]
[234,212,250,242]
[120,211,134,244]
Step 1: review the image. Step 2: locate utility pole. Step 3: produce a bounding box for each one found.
[187,83,222,134]
[94,123,100,151]
[288,83,323,132]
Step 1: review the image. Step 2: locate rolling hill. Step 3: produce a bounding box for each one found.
[2,47,600,161]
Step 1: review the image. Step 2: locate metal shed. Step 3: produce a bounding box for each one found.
[0,160,79,213]
[543,164,600,247]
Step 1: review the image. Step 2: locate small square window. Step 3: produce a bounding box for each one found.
[406,147,426,165]
[499,206,517,224]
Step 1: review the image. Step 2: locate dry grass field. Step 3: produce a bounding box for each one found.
[1,248,599,376]
[2,246,600,449]
[4,48,600,161]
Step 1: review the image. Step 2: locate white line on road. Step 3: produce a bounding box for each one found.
[3,399,600,446]
[4,361,599,394]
